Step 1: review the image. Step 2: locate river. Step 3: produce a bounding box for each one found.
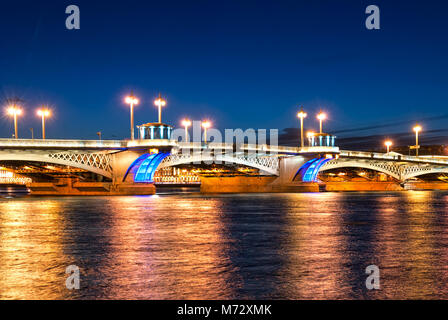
[1,190,448,299]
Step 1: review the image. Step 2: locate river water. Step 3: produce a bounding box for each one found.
[1,190,448,300]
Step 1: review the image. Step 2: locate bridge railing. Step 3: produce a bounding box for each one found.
[0,138,127,149]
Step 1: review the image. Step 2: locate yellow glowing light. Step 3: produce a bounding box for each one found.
[317,112,327,121]
[182,119,192,127]
[297,110,307,119]
[385,140,393,147]
[201,121,211,129]
[125,95,139,105]
[37,109,51,117]
[154,97,166,108]
[7,107,22,116]
[413,125,422,133]
[307,131,315,138]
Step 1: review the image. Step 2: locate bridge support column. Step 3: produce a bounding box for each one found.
[201,155,322,193]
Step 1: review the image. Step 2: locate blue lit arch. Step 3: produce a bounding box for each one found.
[294,157,333,182]
[122,152,170,183]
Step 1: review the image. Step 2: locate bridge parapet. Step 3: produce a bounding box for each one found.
[0,138,126,149]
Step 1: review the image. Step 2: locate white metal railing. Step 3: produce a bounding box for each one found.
[0,138,126,148]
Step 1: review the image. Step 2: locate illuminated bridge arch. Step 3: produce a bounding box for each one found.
[0,152,113,179]
[123,152,280,182]
[402,166,448,181]
[157,153,280,176]
[319,159,402,180]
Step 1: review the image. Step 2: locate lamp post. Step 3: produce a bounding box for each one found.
[202,120,211,143]
[154,93,166,124]
[125,93,139,140]
[181,119,192,142]
[413,125,422,156]
[37,107,51,139]
[297,107,307,148]
[317,111,327,134]
[7,106,22,139]
[385,140,392,153]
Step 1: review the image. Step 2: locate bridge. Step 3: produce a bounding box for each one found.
[1,136,448,195]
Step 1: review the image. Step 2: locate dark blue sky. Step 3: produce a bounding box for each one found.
[0,0,447,143]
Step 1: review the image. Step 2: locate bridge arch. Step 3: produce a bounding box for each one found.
[319,159,401,180]
[0,152,113,179]
[123,152,279,182]
[403,167,448,181]
[157,153,279,176]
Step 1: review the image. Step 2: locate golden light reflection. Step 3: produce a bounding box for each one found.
[276,193,348,299]
[0,199,66,299]
[104,196,234,299]
[400,191,438,298]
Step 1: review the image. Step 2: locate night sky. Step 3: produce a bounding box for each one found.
[1,0,447,148]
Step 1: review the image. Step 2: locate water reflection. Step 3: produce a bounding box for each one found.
[0,192,448,299]
[0,199,67,299]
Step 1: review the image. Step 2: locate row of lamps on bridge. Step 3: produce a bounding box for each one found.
[3,97,424,154]
[297,107,423,156]
[124,93,212,142]
[5,102,50,139]
[381,125,422,156]
[4,94,213,142]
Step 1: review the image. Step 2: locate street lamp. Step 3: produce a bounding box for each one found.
[297,107,307,148]
[317,111,327,134]
[154,94,166,123]
[125,93,139,140]
[202,120,211,143]
[413,125,422,156]
[37,108,51,139]
[385,140,393,153]
[181,119,192,142]
[7,106,22,139]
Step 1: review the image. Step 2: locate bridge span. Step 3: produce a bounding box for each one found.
[0,138,447,195]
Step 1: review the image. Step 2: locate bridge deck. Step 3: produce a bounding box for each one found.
[0,139,446,166]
